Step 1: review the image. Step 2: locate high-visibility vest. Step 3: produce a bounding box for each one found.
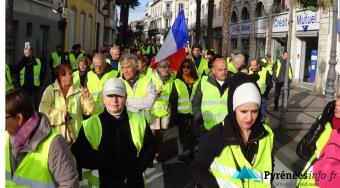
[142,46,150,55]
[121,74,152,123]
[200,76,228,130]
[249,68,267,95]
[150,75,174,118]
[69,52,84,70]
[174,79,200,114]
[5,129,59,187]
[73,70,81,87]
[87,70,119,115]
[106,58,121,72]
[20,58,41,87]
[228,63,237,74]
[151,46,159,54]
[275,60,293,80]
[226,57,230,64]
[81,111,146,188]
[143,67,153,76]
[260,58,273,75]
[210,124,273,188]
[51,52,61,68]
[6,64,14,92]
[192,57,209,77]
[296,119,332,188]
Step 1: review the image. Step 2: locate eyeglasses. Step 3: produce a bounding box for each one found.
[182,65,191,69]
[6,114,16,119]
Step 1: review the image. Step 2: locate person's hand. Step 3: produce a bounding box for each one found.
[65,111,71,120]
[81,86,90,99]
[23,48,31,58]
[157,88,164,95]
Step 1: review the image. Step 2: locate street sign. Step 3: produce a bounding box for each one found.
[62,8,71,19]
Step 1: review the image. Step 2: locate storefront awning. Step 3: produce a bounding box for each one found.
[295,30,319,37]
[241,35,250,39]
[231,35,238,39]
[254,34,266,38]
[272,32,287,38]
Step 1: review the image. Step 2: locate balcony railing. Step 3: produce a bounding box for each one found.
[163,11,172,17]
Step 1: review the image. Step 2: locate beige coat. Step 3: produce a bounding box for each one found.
[39,80,95,142]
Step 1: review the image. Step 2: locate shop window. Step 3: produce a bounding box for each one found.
[272,0,289,14]
[254,2,265,18]
[241,7,250,20]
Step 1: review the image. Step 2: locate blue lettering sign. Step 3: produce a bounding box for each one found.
[232,26,239,32]
[297,13,317,25]
[242,24,250,31]
[274,18,288,27]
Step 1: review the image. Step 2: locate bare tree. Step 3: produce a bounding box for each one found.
[206,0,214,49]
[195,0,201,43]
[222,0,232,57]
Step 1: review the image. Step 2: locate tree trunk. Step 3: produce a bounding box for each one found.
[119,4,126,46]
[206,0,214,50]
[195,0,201,43]
[222,0,232,57]
[123,4,130,45]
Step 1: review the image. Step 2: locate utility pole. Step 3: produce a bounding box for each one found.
[6,0,14,65]
[324,0,338,105]
[279,4,293,126]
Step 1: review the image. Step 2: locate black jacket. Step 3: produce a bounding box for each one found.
[191,116,274,188]
[71,107,157,188]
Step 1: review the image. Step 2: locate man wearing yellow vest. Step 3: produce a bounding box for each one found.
[249,58,273,124]
[84,54,119,115]
[69,44,84,71]
[142,42,151,55]
[226,49,239,64]
[120,53,157,125]
[228,54,245,76]
[192,58,229,146]
[8,48,44,110]
[71,78,156,188]
[107,46,121,72]
[260,53,274,100]
[192,43,209,77]
[48,45,62,80]
[272,51,293,111]
[5,63,14,92]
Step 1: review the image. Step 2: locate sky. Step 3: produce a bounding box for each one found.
[116,0,150,23]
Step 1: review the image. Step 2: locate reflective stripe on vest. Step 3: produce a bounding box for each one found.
[201,76,228,130]
[249,68,267,95]
[192,57,208,77]
[150,75,173,117]
[69,53,84,70]
[81,111,146,187]
[121,74,152,123]
[6,64,14,92]
[275,60,292,80]
[228,63,237,74]
[52,52,61,68]
[174,79,191,114]
[296,119,332,187]
[5,130,59,188]
[210,124,273,188]
[87,70,119,115]
[226,57,230,64]
[20,58,41,87]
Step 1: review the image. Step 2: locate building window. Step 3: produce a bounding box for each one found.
[165,19,170,28]
[273,0,289,14]
[26,23,33,37]
[80,12,85,49]
[241,7,250,20]
[166,3,171,12]
[87,15,92,51]
[255,2,265,18]
[231,11,238,23]
[69,8,76,51]
[179,4,184,13]
[219,1,221,16]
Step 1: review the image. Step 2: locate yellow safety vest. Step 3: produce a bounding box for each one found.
[192,57,209,77]
[20,58,41,87]
[81,111,146,188]
[200,76,228,130]
[210,124,273,188]
[69,52,84,71]
[249,68,267,95]
[142,46,150,55]
[296,120,332,188]
[6,64,14,92]
[150,75,174,118]
[226,57,230,64]
[51,52,61,68]
[121,74,152,123]
[228,63,237,74]
[87,70,119,115]
[275,60,293,80]
[73,70,81,87]
[5,129,59,188]
[260,58,273,75]
[174,79,200,114]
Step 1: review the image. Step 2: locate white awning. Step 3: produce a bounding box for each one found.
[295,30,319,37]
[255,34,266,38]
[272,32,287,38]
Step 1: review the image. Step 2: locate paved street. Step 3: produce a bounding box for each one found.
[145,83,327,188]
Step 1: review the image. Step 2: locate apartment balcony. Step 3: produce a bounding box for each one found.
[163,11,172,18]
[148,28,160,35]
[212,16,222,28]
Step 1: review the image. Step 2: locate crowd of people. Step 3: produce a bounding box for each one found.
[5,41,340,188]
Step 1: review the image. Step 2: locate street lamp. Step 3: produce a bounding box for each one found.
[102,4,109,16]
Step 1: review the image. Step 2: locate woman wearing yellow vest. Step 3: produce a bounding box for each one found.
[6,88,79,187]
[296,98,340,187]
[73,56,91,87]
[191,73,274,188]
[170,59,200,164]
[39,64,96,144]
[150,59,174,162]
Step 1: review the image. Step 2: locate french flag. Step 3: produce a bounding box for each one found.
[150,10,189,72]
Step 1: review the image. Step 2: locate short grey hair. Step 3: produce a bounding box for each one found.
[93,53,106,64]
[233,54,245,64]
[110,46,119,54]
[119,53,138,67]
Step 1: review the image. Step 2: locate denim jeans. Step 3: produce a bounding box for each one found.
[274,82,290,108]
[260,96,267,119]
[198,125,208,148]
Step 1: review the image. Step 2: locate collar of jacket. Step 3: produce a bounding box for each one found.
[102,106,128,121]
[221,116,269,145]
[19,113,52,153]
[53,79,80,98]
[207,72,229,86]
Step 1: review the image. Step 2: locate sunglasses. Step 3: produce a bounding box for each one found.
[182,65,191,69]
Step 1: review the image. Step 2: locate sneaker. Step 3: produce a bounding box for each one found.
[274,107,278,111]
[178,155,184,163]
[189,154,195,164]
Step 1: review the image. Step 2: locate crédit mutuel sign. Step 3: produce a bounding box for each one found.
[272,10,320,32]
